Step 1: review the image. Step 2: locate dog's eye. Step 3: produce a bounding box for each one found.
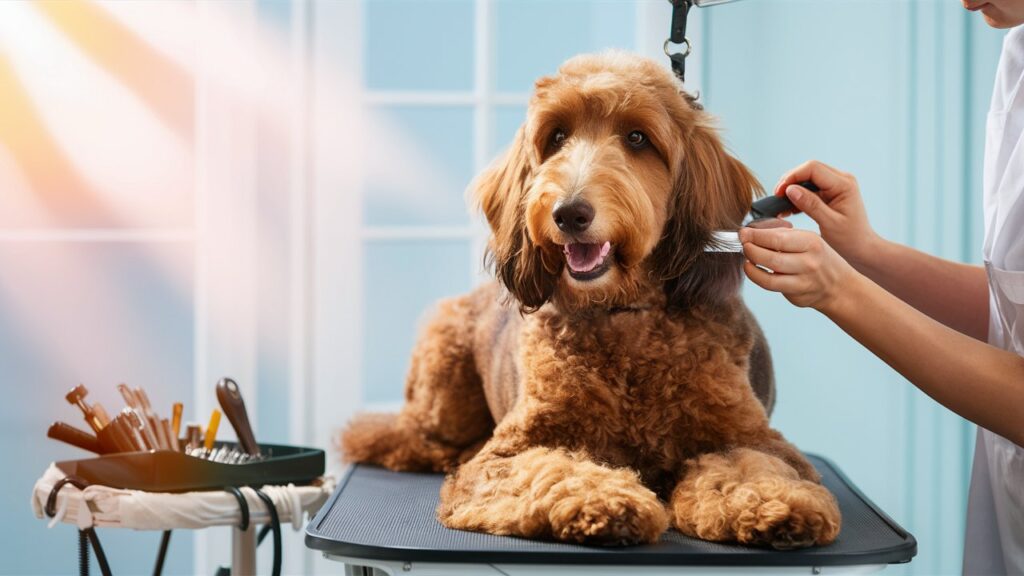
[626,130,648,149]
[550,129,568,149]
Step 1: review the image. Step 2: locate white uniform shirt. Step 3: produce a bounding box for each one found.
[963,24,1024,576]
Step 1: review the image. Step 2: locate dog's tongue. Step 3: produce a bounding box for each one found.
[564,241,611,273]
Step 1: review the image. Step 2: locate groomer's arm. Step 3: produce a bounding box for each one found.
[739,226,1024,448]
[772,161,990,340]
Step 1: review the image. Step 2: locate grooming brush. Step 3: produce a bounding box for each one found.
[706,181,821,252]
[216,378,261,457]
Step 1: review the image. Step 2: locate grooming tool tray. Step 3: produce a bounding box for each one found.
[55,441,324,493]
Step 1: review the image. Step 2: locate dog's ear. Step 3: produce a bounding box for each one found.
[472,127,560,312]
[653,119,763,309]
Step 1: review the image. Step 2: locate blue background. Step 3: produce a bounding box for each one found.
[1,1,1007,574]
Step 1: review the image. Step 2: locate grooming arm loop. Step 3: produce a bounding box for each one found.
[665,0,693,83]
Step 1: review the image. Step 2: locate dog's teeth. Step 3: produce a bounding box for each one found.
[599,241,610,258]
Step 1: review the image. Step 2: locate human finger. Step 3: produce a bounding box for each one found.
[743,260,804,294]
[784,184,839,227]
[742,241,811,274]
[738,227,817,253]
[773,160,848,199]
[747,217,793,230]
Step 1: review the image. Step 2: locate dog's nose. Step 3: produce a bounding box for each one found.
[552,199,594,234]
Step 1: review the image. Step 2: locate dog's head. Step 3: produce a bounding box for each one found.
[474,52,762,313]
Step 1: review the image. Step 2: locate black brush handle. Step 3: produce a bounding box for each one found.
[750,181,820,220]
[216,378,260,456]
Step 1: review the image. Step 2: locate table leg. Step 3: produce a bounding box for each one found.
[232,525,256,576]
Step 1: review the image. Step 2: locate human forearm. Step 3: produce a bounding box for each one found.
[821,272,1024,446]
[850,237,989,340]
[771,163,989,338]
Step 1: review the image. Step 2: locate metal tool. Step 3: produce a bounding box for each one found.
[47,422,102,454]
[123,412,147,450]
[110,413,144,452]
[117,383,141,411]
[162,418,179,452]
[65,384,105,434]
[92,403,111,428]
[123,408,157,451]
[216,378,260,456]
[134,387,170,450]
[707,182,822,252]
[100,416,135,453]
[185,423,202,451]
[185,443,261,464]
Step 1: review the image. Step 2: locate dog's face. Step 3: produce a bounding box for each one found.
[475,52,761,313]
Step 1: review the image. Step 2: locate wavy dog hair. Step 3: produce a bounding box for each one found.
[473,53,762,313]
[343,53,841,550]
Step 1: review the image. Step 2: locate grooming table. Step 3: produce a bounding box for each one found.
[306,454,915,575]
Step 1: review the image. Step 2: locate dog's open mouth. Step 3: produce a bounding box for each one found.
[562,241,612,281]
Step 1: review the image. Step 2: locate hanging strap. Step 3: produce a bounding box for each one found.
[665,0,693,83]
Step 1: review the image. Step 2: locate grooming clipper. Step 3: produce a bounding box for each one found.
[706,181,821,252]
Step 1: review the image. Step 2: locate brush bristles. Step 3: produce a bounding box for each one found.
[705,231,743,253]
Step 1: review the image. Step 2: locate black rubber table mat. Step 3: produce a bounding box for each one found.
[306,454,915,567]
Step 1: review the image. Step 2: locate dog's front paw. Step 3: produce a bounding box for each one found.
[548,487,668,546]
[730,480,841,550]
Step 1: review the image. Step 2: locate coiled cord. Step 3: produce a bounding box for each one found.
[79,529,89,576]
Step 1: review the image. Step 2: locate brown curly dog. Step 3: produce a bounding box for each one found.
[341,52,841,550]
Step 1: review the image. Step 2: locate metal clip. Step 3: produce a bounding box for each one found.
[665,0,693,82]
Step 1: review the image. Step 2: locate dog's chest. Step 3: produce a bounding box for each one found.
[521,310,742,471]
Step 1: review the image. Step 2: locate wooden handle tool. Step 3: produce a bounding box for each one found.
[216,378,260,456]
[47,422,102,454]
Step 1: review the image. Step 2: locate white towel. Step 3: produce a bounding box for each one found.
[31,464,335,531]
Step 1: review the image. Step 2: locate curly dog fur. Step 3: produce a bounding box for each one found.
[341,52,840,549]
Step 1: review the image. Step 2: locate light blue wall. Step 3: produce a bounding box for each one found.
[358,1,1008,575]
[701,3,1004,574]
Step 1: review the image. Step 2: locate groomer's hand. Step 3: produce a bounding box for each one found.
[738,227,859,311]
[774,160,880,269]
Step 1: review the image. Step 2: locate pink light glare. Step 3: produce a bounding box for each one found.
[0,0,465,387]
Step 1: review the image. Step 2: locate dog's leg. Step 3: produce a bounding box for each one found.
[339,294,494,472]
[669,447,840,550]
[438,444,669,546]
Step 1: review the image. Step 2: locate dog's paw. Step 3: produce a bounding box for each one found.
[548,488,668,546]
[729,480,841,550]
